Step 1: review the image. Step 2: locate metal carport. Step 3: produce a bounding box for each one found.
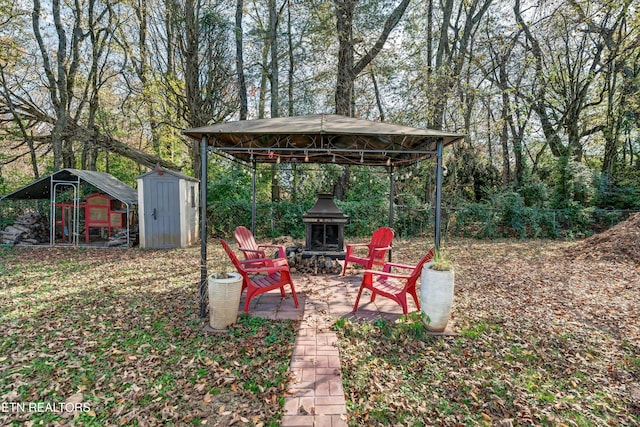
[0,168,138,247]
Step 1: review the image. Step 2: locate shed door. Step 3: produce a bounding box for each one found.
[144,178,180,248]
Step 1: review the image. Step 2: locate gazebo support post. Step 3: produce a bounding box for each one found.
[251,160,257,234]
[388,166,394,262]
[199,136,208,318]
[434,139,444,252]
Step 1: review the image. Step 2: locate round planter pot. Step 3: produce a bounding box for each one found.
[420,264,454,332]
[208,272,243,330]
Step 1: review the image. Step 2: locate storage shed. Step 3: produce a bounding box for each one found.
[137,166,199,248]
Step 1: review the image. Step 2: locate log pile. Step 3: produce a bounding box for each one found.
[287,245,343,275]
[1,213,49,245]
[106,226,139,247]
[268,237,344,274]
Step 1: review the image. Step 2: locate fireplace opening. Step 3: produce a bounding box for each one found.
[310,224,339,250]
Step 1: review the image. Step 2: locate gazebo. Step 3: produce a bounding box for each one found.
[182,114,465,316]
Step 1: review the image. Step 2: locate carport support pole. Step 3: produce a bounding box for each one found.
[49,175,54,246]
[199,136,208,318]
[434,139,444,252]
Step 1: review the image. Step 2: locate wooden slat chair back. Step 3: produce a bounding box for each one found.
[353,247,435,316]
[234,226,285,261]
[341,226,394,276]
[220,239,299,313]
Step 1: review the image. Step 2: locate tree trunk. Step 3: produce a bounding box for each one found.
[601,57,625,178]
[497,52,511,185]
[32,123,181,170]
[93,132,180,170]
[236,0,248,120]
[334,0,355,116]
[183,0,202,180]
[334,0,411,116]
[430,0,492,129]
[426,0,433,75]
[33,0,92,170]
[82,0,105,171]
[334,0,411,199]
[165,0,175,76]
[269,0,281,202]
[287,0,294,116]
[500,102,510,185]
[258,36,269,119]
[333,166,349,201]
[269,0,279,118]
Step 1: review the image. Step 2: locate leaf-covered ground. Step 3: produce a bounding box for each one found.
[336,234,640,426]
[0,246,297,426]
[1,223,639,426]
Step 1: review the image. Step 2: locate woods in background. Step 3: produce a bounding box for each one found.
[0,0,639,235]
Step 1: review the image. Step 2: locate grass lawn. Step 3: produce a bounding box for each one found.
[0,245,297,426]
[1,237,639,426]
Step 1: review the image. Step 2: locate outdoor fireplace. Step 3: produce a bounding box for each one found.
[302,193,348,258]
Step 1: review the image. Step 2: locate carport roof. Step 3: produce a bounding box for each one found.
[1,168,138,205]
[182,114,465,167]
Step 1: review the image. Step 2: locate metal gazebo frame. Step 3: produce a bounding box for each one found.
[182,114,465,317]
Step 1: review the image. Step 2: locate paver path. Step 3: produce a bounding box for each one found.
[239,273,414,427]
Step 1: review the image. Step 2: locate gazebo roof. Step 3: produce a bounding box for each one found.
[182,114,464,167]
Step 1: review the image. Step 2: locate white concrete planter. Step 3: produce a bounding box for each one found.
[420,264,454,332]
[208,272,243,330]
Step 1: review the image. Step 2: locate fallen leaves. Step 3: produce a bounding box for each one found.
[336,236,640,425]
[2,230,639,425]
[0,245,298,425]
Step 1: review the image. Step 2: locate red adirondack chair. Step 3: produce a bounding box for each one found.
[234,226,286,261]
[341,227,394,276]
[353,248,435,316]
[220,239,299,313]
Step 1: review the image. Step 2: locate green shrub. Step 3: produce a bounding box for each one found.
[339,200,389,237]
[494,192,527,238]
[518,175,549,207]
[450,203,495,238]
[593,171,640,210]
[550,156,595,209]
[256,201,311,238]
[448,191,567,239]
[395,205,432,237]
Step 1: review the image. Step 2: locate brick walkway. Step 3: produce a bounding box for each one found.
[239,273,416,427]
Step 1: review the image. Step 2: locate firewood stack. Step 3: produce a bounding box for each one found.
[287,246,343,275]
[106,226,139,247]
[1,212,48,245]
